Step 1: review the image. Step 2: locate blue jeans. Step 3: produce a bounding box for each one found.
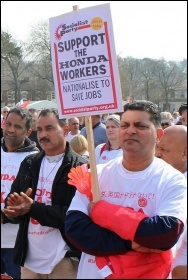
[1,248,21,279]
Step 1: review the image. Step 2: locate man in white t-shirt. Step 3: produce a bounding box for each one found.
[156,125,187,178]
[1,107,39,279]
[155,124,187,279]
[65,100,187,279]
[3,109,88,279]
[67,117,80,142]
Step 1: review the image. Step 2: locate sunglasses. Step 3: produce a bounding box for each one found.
[3,111,8,113]
[161,122,170,126]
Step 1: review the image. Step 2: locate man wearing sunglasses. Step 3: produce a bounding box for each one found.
[160,111,174,129]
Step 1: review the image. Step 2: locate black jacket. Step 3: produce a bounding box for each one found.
[1,136,39,153]
[4,142,88,266]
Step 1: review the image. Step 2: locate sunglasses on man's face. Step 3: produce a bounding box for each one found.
[3,111,8,113]
[161,122,170,126]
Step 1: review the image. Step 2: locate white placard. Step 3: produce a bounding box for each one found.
[49,3,123,118]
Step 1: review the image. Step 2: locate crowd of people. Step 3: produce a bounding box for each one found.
[1,101,187,279]
[160,108,185,129]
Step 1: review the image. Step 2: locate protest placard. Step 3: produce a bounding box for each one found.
[49,3,123,201]
[49,3,123,118]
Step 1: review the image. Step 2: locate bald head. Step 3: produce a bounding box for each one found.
[156,125,187,173]
[163,125,187,144]
[2,106,10,118]
[68,117,80,134]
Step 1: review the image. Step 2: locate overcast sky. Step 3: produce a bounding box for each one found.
[1,1,187,61]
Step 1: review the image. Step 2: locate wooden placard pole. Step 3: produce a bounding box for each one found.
[73,5,79,11]
[72,5,100,202]
[85,116,100,202]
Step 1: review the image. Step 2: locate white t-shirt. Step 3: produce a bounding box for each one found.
[66,131,80,142]
[95,143,123,164]
[24,156,68,274]
[170,171,187,270]
[173,117,180,124]
[171,224,187,270]
[68,156,187,279]
[1,148,38,248]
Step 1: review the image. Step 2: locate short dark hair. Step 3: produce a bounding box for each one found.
[123,100,161,128]
[38,109,67,127]
[7,107,33,130]
[178,103,187,116]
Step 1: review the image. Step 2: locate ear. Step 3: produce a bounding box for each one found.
[156,128,164,144]
[26,129,32,137]
[63,125,69,136]
[182,147,187,162]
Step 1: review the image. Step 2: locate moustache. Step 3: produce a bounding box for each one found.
[39,137,50,143]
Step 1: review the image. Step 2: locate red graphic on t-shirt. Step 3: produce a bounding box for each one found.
[138,197,147,207]
[1,192,5,203]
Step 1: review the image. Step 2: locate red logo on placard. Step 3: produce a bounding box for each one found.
[55,24,63,40]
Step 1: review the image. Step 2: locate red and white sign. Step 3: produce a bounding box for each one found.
[49,3,123,118]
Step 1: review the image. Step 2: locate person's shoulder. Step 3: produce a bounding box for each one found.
[154,157,177,171]
[96,123,108,138]
[23,137,40,152]
[154,157,187,181]
[80,127,86,133]
[81,154,89,160]
[98,122,106,129]
[80,127,86,135]
[95,143,105,151]
[71,150,89,164]
[22,150,43,164]
[97,156,122,171]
